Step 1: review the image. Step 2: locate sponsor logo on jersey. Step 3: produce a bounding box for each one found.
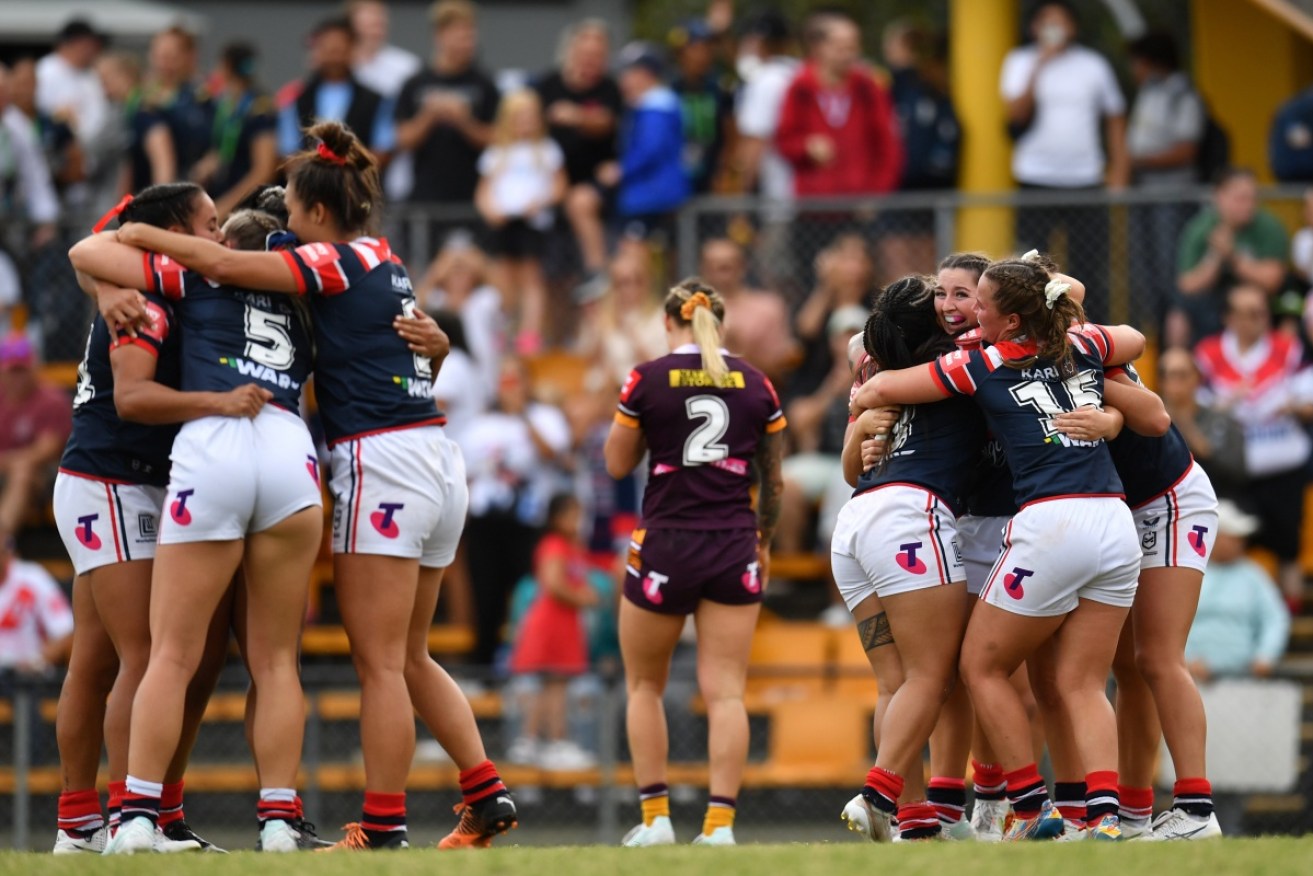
[667,369,746,389]
[370,502,404,538]
[218,357,302,390]
[643,571,669,605]
[170,489,195,526]
[895,542,928,575]
[76,514,102,550]
[1041,432,1101,449]
[1189,524,1209,557]
[742,561,761,594]
[306,455,320,487]
[392,375,434,397]
[1003,567,1033,599]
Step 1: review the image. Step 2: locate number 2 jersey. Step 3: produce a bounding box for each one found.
[615,347,786,530]
[59,295,181,487]
[931,326,1124,506]
[279,238,444,446]
[142,253,312,412]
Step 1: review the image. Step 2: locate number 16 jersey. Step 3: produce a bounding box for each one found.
[615,346,786,531]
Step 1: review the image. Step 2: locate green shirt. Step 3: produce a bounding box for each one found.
[1177,206,1289,276]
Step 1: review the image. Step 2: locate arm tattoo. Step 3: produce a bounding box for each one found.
[857,612,895,651]
[754,430,784,544]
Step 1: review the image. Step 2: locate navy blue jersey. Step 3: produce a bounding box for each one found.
[964,436,1019,518]
[60,294,181,486]
[854,395,985,515]
[1106,363,1195,508]
[931,327,1124,506]
[280,239,444,445]
[144,253,313,412]
[616,349,786,530]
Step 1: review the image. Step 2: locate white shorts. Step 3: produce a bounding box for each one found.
[330,426,468,568]
[158,407,322,544]
[979,497,1140,617]
[53,472,165,575]
[1132,462,1218,573]
[958,514,1011,596]
[830,485,965,611]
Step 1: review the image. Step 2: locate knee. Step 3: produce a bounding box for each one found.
[627,674,668,698]
[1028,670,1063,709]
[566,185,599,218]
[1133,646,1182,686]
[350,648,406,684]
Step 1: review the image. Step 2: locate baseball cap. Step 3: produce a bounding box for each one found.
[0,334,34,369]
[1215,499,1259,538]
[617,41,666,77]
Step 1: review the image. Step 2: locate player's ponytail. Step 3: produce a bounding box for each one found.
[982,256,1087,374]
[664,278,729,385]
[285,120,383,235]
[862,274,954,371]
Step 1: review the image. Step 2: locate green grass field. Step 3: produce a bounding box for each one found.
[4,838,1312,876]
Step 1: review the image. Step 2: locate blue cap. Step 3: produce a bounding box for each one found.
[617,41,666,77]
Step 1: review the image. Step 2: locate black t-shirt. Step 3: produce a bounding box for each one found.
[208,91,277,198]
[533,71,623,185]
[395,65,499,202]
[127,105,166,193]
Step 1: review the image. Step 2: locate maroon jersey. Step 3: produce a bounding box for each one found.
[615,347,787,530]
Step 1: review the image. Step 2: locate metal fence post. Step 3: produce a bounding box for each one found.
[677,201,700,282]
[933,198,956,262]
[13,679,33,851]
[595,668,621,844]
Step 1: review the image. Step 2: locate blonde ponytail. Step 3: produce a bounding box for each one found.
[690,304,729,385]
[664,277,730,384]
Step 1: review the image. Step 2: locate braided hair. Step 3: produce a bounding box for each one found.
[118,182,206,230]
[861,274,957,372]
[663,277,729,384]
[981,254,1085,375]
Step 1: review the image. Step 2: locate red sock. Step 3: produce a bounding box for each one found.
[293,795,305,819]
[927,777,966,825]
[107,781,127,832]
[862,766,904,814]
[459,760,508,806]
[1005,763,1048,816]
[57,789,103,835]
[1119,785,1154,823]
[1172,777,1214,817]
[361,791,406,839]
[1084,771,1119,824]
[897,801,941,839]
[158,781,185,828]
[971,759,1006,800]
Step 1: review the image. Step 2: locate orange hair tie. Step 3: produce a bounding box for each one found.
[680,291,713,321]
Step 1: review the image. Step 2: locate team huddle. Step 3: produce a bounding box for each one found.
[45,118,1215,854]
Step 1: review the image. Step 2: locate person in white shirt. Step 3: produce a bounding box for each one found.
[35,21,109,207]
[0,540,73,671]
[0,64,60,236]
[1000,0,1128,319]
[350,0,422,200]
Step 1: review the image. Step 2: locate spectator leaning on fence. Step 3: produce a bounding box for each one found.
[1173,167,1288,346]
[1184,500,1291,679]
[0,335,71,545]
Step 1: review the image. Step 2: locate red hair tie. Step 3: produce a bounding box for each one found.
[316,141,347,165]
[92,194,134,234]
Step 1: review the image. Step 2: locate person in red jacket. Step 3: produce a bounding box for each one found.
[775,12,902,198]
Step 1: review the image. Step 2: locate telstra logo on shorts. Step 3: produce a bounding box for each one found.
[895,542,928,575]
[76,514,102,550]
[1189,524,1209,557]
[170,489,195,525]
[1004,567,1033,599]
[370,502,404,538]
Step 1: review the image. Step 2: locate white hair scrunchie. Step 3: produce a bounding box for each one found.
[1044,279,1072,310]
[1021,249,1041,263]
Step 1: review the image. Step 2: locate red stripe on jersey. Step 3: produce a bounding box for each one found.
[141,251,156,294]
[315,260,349,295]
[153,255,185,299]
[279,250,309,294]
[103,483,124,563]
[935,350,977,395]
[109,337,160,357]
[619,369,642,404]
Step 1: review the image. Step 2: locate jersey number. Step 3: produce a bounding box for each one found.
[243,305,295,370]
[1008,371,1100,436]
[402,298,433,380]
[683,395,730,465]
[73,329,94,408]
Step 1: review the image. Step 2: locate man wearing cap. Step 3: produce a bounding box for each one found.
[0,335,71,543]
[35,20,110,199]
[669,19,733,195]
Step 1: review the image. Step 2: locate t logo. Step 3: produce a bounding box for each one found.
[643,571,669,605]
[76,514,102,550]
[742,561,761,594]
[1003,567,1033,600]
[306,455,320,487]
[170,489,195,525]
[1188,525,1209,557]
[896,542,927,575]
[370,502,404,538]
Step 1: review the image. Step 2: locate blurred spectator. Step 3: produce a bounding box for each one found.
[349,0,421,99]
[1185,500,1291,679]
[1172,168,1288,346]
[475,90,566,356]
[775,12,902,198]
[668,19,733,195]
[733,9,797,200]
[507,493,599,770]
[1126,31,1204,310]
[1269,81,1313,183]
[574,246,667,386]
[792,233,875,396]
[1001,1,1127,315]
[0,335,71,543]
[1157,347,1248,501]
[879,19,959,282]
[0,538,73,672]
[144,26,213,180]
[0,63,60,243]
[776,305,866,555]
[1291,189,1313,285]
[600,42,689,243]
[697,237,796,379]
[414,232,505,399]
[193,43,278,219]
[97,52,175,195]
[535,19,621,291]
[462,358,572,666]
[428,309,487,450]
[9,58,82,194]
[35,20,109,207]
[279,16,394,157]
[396,0,499,204]
[1196,285,1313,613]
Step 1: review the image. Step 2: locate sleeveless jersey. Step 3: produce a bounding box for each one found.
[931,326,1124,506]
[59,295,181,486]
[853,395,985,515]
[143,253,313,412]
[1105,363,1195,508]
[280,238,445,445]
[616,348,786,530]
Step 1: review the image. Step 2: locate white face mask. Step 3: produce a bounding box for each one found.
[1038,23,1068,48]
